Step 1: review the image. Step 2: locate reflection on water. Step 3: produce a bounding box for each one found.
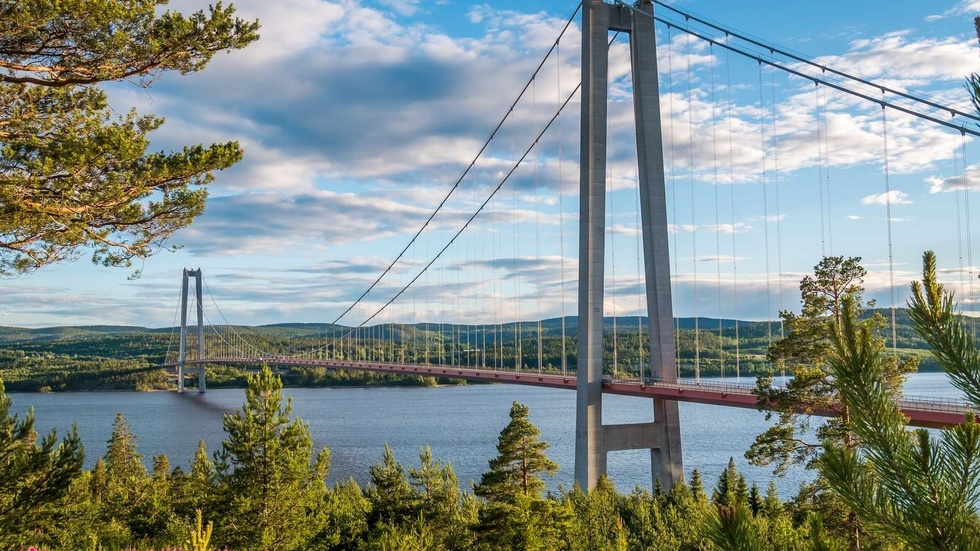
[8,371,958,499]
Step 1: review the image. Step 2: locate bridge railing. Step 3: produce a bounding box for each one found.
[616,376,974,414]
[189,356,976,415]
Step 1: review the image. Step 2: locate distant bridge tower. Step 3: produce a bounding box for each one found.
[576,0,683,491]
[178,268,206,393]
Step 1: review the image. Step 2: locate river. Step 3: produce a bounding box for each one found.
[7,372,959,499]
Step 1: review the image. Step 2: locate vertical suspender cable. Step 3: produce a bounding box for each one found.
[955,134,968,338]
[513,142,521,371]
[608,63,618,380]
[635,148,645,380]
[557,41,568,377]
[533,79,543,374]
[687,28,701,382]
[726,45,741,383]
[666,25,681,379]
[962,133,977,338]
[823,86,834,254]
[758,61,773,352]
[769,55,785,340]
[710,43,725,380]
[881,102,898,354]
[815,83,827,256]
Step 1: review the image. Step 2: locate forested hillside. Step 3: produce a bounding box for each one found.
[0,309,938,392]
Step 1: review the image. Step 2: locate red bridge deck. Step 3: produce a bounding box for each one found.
[173,357,972,429]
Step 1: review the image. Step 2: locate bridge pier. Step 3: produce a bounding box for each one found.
[576,0,683,492]
[178,268,206,393]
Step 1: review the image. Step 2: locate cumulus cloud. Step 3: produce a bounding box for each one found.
[925,163,980,193]
[926,0,980,21]
[861,190,913,205]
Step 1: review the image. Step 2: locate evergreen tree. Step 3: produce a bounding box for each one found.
[475,401,558,502]
[0,0,259,275]
[316,479,370,551]
[0,379,83,548]
[760,482,782,519]
[474,402,564,551]
[748,256,916,475]
[689,468,708,504]
[711,458,749,509]
[747,483,761,516]
[365,443,419,528]
[408,445,473,549]
[98,412,151,542]
[179,439,216,518]
[819,252,980,550]
[704,504,765,551]
[213,365,331,551]
[565,476,628,551]
[102,413,148,509]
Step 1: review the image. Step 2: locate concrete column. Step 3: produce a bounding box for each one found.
[178,269,189,394]
[575,0,612,492]
[191,269,206,393]
[630,0,684,489]
[575,0,683,492]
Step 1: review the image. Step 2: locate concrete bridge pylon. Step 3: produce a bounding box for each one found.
[576,0,683,492]
[178,268,206,393]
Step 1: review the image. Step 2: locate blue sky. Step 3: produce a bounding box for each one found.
[5,0,980,329]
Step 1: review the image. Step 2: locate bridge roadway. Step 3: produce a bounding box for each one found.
[173,357,972,429]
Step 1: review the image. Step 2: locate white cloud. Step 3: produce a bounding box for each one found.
[861,190,913,205]
[925,163,980,193]
[926,0,980,21]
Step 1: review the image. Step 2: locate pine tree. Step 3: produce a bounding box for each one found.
[316,479,370,551]
[365,443,419,528]
[748,256,916,475]
[182,440,215,516]
[475,401,558,502]
[100,412,150,539]
[408,445,471,548]
[760,482,782,519]
[711,458,748,509]
[213,365,331,551]
[704,504,765,551]
[0,379,83,548]
[0,0,259,275]
[818,252,980,550]
[474,402,563,551]
[689,468,708,504]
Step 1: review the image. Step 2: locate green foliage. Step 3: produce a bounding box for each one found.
[705,504,765,551]
[0,0,259,275]
[318,478,370,550]
[563,476,628,551]
[475,401,558,502]
[212,365,330,550]
[819,253,980,550]
[186,509,214,551]
[749,256,916,476]
[365,444,419,528]
[712,458,750,509]
[0,378,84,549]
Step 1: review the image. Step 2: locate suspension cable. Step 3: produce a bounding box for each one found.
[616,1,980,138]
[329,3,584,328]
[645,0,980,122]
[881,102,898,354]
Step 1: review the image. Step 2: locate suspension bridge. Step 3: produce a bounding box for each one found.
[159,1,979,492]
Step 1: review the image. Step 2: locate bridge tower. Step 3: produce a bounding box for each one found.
[178,268,206,393]
[576,0,683,491]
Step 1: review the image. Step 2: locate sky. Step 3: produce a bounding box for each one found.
[6,0,980,329]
